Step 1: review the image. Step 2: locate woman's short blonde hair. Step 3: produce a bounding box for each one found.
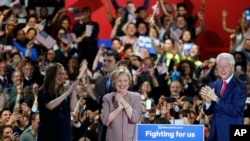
[110,66,132,88]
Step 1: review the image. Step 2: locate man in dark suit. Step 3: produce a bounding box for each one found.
[94,49,120,141]
[22,61,43,87]
[0,60,12,92]
[200,52,247,141]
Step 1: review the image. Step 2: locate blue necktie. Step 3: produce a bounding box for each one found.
[97,76,111,104]
[105,76,111,93]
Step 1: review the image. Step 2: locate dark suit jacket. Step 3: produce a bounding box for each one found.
[94,76,110,141]
[94,77,107,104]
[0,76,12,90]
[203,75,247,141]
[7,86,34,112]
[23,75,44,88]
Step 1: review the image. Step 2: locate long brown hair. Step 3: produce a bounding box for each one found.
[42,63,64,98]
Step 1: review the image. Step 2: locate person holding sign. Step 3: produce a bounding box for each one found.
[200,52,247,141]
[53,27,78,68]
[100,66,142,141]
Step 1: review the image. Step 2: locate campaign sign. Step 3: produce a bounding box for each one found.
[137,124,204,141]
[98,39,112,48]
[245,8,250,23]
[138,36,159,54]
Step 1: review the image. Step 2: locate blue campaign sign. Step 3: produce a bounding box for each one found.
[245,8,250,23]
[98,39,112,48]
[137,124,204,141]
[138,36,159,54]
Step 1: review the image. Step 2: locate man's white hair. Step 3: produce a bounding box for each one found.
[216,52,235,66]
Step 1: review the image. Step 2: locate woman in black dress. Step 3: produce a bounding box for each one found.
[37,63,78,141]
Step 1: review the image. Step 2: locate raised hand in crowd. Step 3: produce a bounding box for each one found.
[6,111,21,126]
[174,95,185,107]
[110,16,123,38]
[196,10,205,36]
[51,7,65,25]
[77,59,88,79]
[15,82,24,105]
[11,132,20,141]
[20,103,30,117]
[157,95,166,108]
[92,45,106,71]
[75,32,86,43]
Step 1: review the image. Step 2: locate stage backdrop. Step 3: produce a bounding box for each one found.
[65,0,250,60]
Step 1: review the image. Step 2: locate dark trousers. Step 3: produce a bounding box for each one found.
[98,119,107,141]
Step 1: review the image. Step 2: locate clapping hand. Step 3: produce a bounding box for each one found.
[115,93,122,103]
[200,86,218,102]
[16,83,24,95]
[11,132,20,141]
[32,83,39,98]
[68,80,79,95]
[77,59,88,80]
[8,112,21,125]
[27,39,34,49]
[116,94,125,110]
[117,100,124,110]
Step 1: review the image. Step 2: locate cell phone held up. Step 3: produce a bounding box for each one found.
[4,45,12,51]
[166,97,176,102]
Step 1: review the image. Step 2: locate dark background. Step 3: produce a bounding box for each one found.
[28,0,64,6]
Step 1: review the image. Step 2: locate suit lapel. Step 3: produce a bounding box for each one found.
[215,80,224,98]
